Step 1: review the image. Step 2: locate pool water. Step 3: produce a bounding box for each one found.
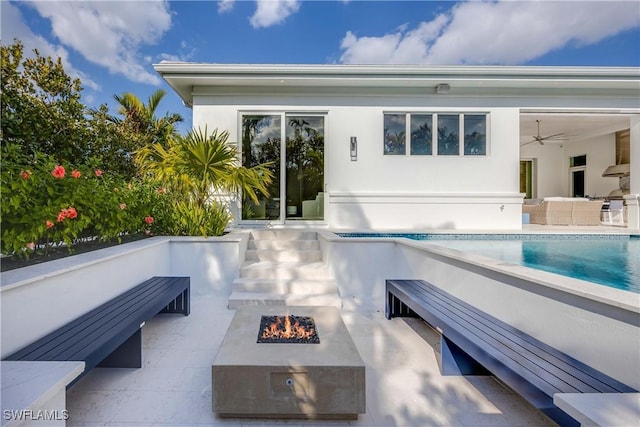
[338,234,640,293]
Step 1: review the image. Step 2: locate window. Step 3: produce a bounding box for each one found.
[384,113,487,156]
[437,114,459,155]
[383,114,406,155]
[464,115,487,155]
[569,154,587,197]
[410,115,432,155]
[570,154,587,167]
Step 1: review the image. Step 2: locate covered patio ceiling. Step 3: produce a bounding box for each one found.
[520,112,633,146]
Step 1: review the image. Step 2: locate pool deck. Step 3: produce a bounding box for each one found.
[66,295,556,427]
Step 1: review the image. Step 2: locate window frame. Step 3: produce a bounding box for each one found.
[383,112,489,157]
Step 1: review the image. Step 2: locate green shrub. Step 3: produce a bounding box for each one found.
[0,147,164,257]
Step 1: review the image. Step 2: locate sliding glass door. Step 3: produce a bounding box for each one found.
[241,114,324,222]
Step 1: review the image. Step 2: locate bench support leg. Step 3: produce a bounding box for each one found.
[386,292,418,319]
[438,336,490,376]
[161,288,190,316]
[98,329,142,368]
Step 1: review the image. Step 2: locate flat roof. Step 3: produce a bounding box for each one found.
[153,63,640,107]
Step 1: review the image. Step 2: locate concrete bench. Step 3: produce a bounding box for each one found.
[554,393,640,427]
[385,279,636,427]
[1,361,84,426]
[4,276,190,387]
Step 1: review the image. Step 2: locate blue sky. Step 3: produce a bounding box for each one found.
[2,0,639,134]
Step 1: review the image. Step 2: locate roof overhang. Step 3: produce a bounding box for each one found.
[153,63,640,108]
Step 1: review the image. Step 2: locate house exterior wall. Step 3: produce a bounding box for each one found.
[192,92,522,230]
[156,63,640,230]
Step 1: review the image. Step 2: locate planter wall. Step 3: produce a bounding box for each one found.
[1,235,243,358]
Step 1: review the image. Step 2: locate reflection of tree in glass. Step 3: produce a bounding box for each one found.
[438,126,458,155]
[411,121,432,155]
[241,116,281,219]
[384,129,406,154]
[465,130,485,155]
[287,118,324,210]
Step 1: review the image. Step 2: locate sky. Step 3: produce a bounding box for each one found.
[2,0,639,134]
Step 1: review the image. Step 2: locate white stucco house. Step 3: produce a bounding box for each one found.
[154,63,640,230]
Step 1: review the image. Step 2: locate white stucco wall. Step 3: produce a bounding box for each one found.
[192,93,523,230]
[320,233,640,389]
[0,238,172,358]
[0,235,244,359]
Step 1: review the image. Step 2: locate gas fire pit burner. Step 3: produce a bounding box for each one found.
[257,315,319,344]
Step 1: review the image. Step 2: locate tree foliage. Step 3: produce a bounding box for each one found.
[112,89,182,151]
[1,40,90,163]
[136,128,274,235]
[0,40,182,179]
[137,127,274,204]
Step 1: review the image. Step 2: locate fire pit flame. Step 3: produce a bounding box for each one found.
[257,315,320,344]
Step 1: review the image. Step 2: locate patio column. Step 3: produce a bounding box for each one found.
[626,115,640,229]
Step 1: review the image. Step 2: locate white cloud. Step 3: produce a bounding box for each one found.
[250,0,300,29]
[25,1,172,85]
[1,1,101,91]
[340,1,640,65]
[218,0,235,13]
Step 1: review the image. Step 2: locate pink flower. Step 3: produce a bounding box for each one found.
[71,170,81,179]
[144,216,154,224]
[45,220,54,229]
[26,242,35,251]
[144,229,152,236]
[51,165,65,179]
[20,170,32,179]
[57,207,77,222]
[119,203,127,210]
[95,169,103,177]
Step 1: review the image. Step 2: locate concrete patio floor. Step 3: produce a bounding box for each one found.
[66,295,556,427]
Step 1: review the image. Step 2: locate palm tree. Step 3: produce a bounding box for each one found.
[113,89,182,148]
[136,127,273,209]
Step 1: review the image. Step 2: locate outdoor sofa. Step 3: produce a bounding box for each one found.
[522,197,603,226]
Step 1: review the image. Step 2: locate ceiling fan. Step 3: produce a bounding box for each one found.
[521,120,566,146]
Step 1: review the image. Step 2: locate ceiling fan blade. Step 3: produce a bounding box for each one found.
[520,139,538,146]
[541,133,565,140]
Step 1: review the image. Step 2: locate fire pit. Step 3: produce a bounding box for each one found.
[257,315,320,344]
[212,306,365,419]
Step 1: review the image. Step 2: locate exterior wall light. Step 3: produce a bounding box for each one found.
[350,137,357,161]
[435,83,451,94]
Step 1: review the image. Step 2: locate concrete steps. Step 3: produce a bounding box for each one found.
[229,230,341,309]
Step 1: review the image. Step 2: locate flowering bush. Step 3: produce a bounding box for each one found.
[1,147,165,258]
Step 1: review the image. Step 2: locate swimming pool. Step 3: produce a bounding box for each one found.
[338,233,640,293]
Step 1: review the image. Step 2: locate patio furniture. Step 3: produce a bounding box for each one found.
[385,279,636,427]
[4,276,190,387]
[602,200,625,225]
[302,192,324,219]
[522,197,603,225]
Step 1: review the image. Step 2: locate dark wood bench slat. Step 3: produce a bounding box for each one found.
[47,278,185,361]
[8,277,170,360]
[57,279,188,363]
[414,280,632,393]
[397,280,621,393]
[5,277,189,379]
[12,277,183,361]
[387,281,588,396]
[386,279,635,403]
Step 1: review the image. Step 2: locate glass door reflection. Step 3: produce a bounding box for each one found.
[241,115,281,220]
[285,116,324,220]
